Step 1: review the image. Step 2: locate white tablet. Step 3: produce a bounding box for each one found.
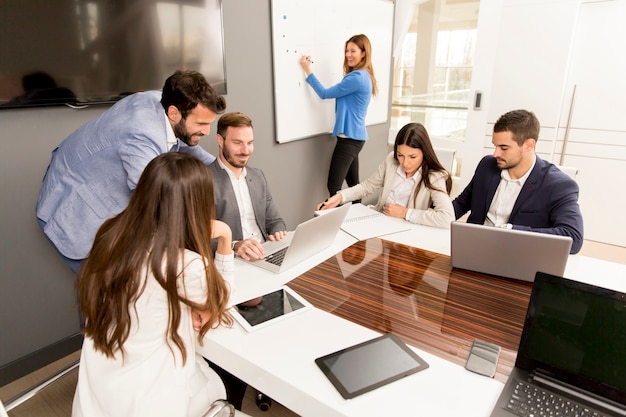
[231,286,312,332]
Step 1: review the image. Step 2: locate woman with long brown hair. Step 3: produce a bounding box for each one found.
[300,34,378,197]
[316,122,455,229]
[72,152,234,417]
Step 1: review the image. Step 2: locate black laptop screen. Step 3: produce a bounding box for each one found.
[516,272,626,405]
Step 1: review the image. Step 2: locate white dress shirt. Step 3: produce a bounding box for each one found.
[386,165,420,207]
[485,157,536,227]
[217,158,264,242]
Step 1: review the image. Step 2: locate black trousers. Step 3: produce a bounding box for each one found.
[327,137,365,197]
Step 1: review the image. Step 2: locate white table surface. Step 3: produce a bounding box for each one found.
[198,210,626,416]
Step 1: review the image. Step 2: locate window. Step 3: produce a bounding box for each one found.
[391,0,479,142]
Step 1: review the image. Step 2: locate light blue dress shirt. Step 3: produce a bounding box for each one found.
[36,91,216,260]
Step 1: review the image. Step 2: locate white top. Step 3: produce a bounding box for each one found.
[386,165,420,208]
[217,157,264,242]
[485,158,535,227]
[72,251,234,417]
[164,111,177,151]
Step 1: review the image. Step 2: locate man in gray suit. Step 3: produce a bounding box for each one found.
[208,111,286,411]
[208,111,287,261]
[36,70,226,272]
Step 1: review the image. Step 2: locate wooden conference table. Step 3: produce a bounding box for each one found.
[289,238,532,383]
[198,211,626,416]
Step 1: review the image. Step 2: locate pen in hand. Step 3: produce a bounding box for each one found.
[319,198,328,210]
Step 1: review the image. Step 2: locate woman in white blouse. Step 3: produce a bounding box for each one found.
[72,153,234,417]
[317,122,455,228]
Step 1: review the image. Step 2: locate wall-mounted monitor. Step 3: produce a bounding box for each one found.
[0,0,226,109]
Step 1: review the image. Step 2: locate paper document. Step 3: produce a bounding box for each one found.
[316,203,411,241]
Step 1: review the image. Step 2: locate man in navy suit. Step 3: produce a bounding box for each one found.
[452,109,584,254]
[36,70,226,272]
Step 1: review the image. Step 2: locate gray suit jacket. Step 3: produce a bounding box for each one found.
[208,161,286,242]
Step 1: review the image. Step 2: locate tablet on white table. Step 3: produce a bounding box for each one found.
[231,286,312,332]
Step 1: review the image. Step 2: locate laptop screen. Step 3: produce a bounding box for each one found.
[516,272,626,405]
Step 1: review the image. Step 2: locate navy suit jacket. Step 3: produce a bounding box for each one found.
[208,161,286,242]
[452,155,584,254]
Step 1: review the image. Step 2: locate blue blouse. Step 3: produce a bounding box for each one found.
[305,69,373,141]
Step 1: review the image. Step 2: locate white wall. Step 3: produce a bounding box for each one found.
[463,0,626,247]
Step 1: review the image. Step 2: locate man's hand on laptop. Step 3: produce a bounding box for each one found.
[268,230,287,241]
[234,238,265,261]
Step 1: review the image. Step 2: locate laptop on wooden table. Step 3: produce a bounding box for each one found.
[450,221,572,282]
[240,203,350,273]
[490,271,626,417]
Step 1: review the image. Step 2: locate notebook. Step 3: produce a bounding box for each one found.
[450,221,572,282]
[241,203,350,273]
[316,203,411,241]
[490,271,626,417]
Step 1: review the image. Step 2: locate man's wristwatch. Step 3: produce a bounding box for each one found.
[231,240,239,251]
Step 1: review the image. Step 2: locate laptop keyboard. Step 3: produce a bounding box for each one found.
[264,247,288,266]
[506,380,609,417]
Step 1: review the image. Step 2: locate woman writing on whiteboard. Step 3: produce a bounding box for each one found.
[300,33,378,197]
[315,123,455,229]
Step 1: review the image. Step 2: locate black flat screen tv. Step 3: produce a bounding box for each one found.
[0,0,227,109]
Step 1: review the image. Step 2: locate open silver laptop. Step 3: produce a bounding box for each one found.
[490,271,626,416]
[241,203,350,273]
[450,221,572,282]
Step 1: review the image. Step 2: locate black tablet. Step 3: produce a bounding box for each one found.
[315,333,429,399]
[231,286,311,332]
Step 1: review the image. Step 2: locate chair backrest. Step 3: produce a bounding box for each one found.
[387,127,399,146]
[557,165,579,181]
[433,147,456,173]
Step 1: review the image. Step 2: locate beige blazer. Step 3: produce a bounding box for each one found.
[341,152,454,228]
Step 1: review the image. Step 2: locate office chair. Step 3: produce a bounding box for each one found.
[433,147,456,173]
[202,399,253,417]
[556,165,579,181]
[202,399,235,417]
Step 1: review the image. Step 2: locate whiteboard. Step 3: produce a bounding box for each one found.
[271,0,394,143]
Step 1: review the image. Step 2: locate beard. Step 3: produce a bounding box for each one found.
[496,157,520,170]
[222,145,249,169]
[173,119,201,146]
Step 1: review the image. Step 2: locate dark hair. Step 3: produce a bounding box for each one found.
[393,122,452,196]
[217,111,253,138]
[341,240,367,266]
[78,152,232,364]
[493,109,540,146]
[161,70,227,119]
[387,243,425,297]
[344,34,378,96]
